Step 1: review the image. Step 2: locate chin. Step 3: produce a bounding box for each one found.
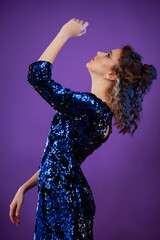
[86,62,89,68]
[86,61,91,67]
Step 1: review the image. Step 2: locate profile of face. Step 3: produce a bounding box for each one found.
[86,48,123,82]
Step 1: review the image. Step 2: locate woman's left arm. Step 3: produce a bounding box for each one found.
[27,18,94,120]
[38,31,69,64]
[38,18,89,64]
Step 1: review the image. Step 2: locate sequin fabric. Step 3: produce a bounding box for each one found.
[27,61,113,240]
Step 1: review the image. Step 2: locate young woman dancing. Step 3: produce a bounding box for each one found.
[9,18,157,239]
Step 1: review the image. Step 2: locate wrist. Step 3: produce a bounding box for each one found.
[58,31,70,42]
[19,184,27,194]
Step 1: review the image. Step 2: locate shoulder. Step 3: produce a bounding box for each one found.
[84,92,112,117]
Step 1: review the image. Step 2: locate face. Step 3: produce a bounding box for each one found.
[86,48,123,81]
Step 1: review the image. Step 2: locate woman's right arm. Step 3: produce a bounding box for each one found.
[9,169,40,226]
[20,169,40,193]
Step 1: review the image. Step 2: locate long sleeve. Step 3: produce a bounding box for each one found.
[27,61,103,120]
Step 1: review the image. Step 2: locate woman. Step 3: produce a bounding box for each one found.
[9,18,157,239]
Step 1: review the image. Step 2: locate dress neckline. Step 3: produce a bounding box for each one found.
[85,92,111,112]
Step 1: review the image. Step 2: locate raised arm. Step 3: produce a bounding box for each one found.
[27,18,93,121]
[27,20,100,121]
[38,31,69,64]
[27,60,102,120]
[38,18,89,64]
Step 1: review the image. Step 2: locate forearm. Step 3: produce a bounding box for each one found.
[20,169,40,194]
[38,31,70,64]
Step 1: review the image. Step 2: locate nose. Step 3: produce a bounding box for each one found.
[97,51,103,57]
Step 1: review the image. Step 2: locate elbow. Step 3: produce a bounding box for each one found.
[27,61,52,87]
[27,71,38,89]
[27,71,34,85]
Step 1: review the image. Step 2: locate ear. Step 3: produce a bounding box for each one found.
[104,71,119,81]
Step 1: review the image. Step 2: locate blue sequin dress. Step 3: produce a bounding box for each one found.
[27,61,113,240]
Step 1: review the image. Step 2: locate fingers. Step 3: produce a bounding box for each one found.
[67,18,89,38]
[9,203,16,223]
[80,22,89,31]
[72,18,89,29]
[16,205,21,219]
[78,28,87,37]
[9,203,21,226]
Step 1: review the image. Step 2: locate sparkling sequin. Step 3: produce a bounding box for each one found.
[27,61,113,240]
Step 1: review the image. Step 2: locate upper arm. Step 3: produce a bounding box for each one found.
[27,61,99,120]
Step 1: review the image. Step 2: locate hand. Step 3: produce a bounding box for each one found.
[9,187,25,226]
[59,18,89,39]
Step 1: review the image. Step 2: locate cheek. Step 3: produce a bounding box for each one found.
[102,61,115,72]
[96,61,110,72]
[91,62,107,74]
[96,59,108,68]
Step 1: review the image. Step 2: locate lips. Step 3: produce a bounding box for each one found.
[91,56,96,61]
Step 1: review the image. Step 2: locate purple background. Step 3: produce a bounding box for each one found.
[1,0,160,239]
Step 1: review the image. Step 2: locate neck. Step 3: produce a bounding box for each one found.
[91,87,110,105]
[89,72,114,106]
